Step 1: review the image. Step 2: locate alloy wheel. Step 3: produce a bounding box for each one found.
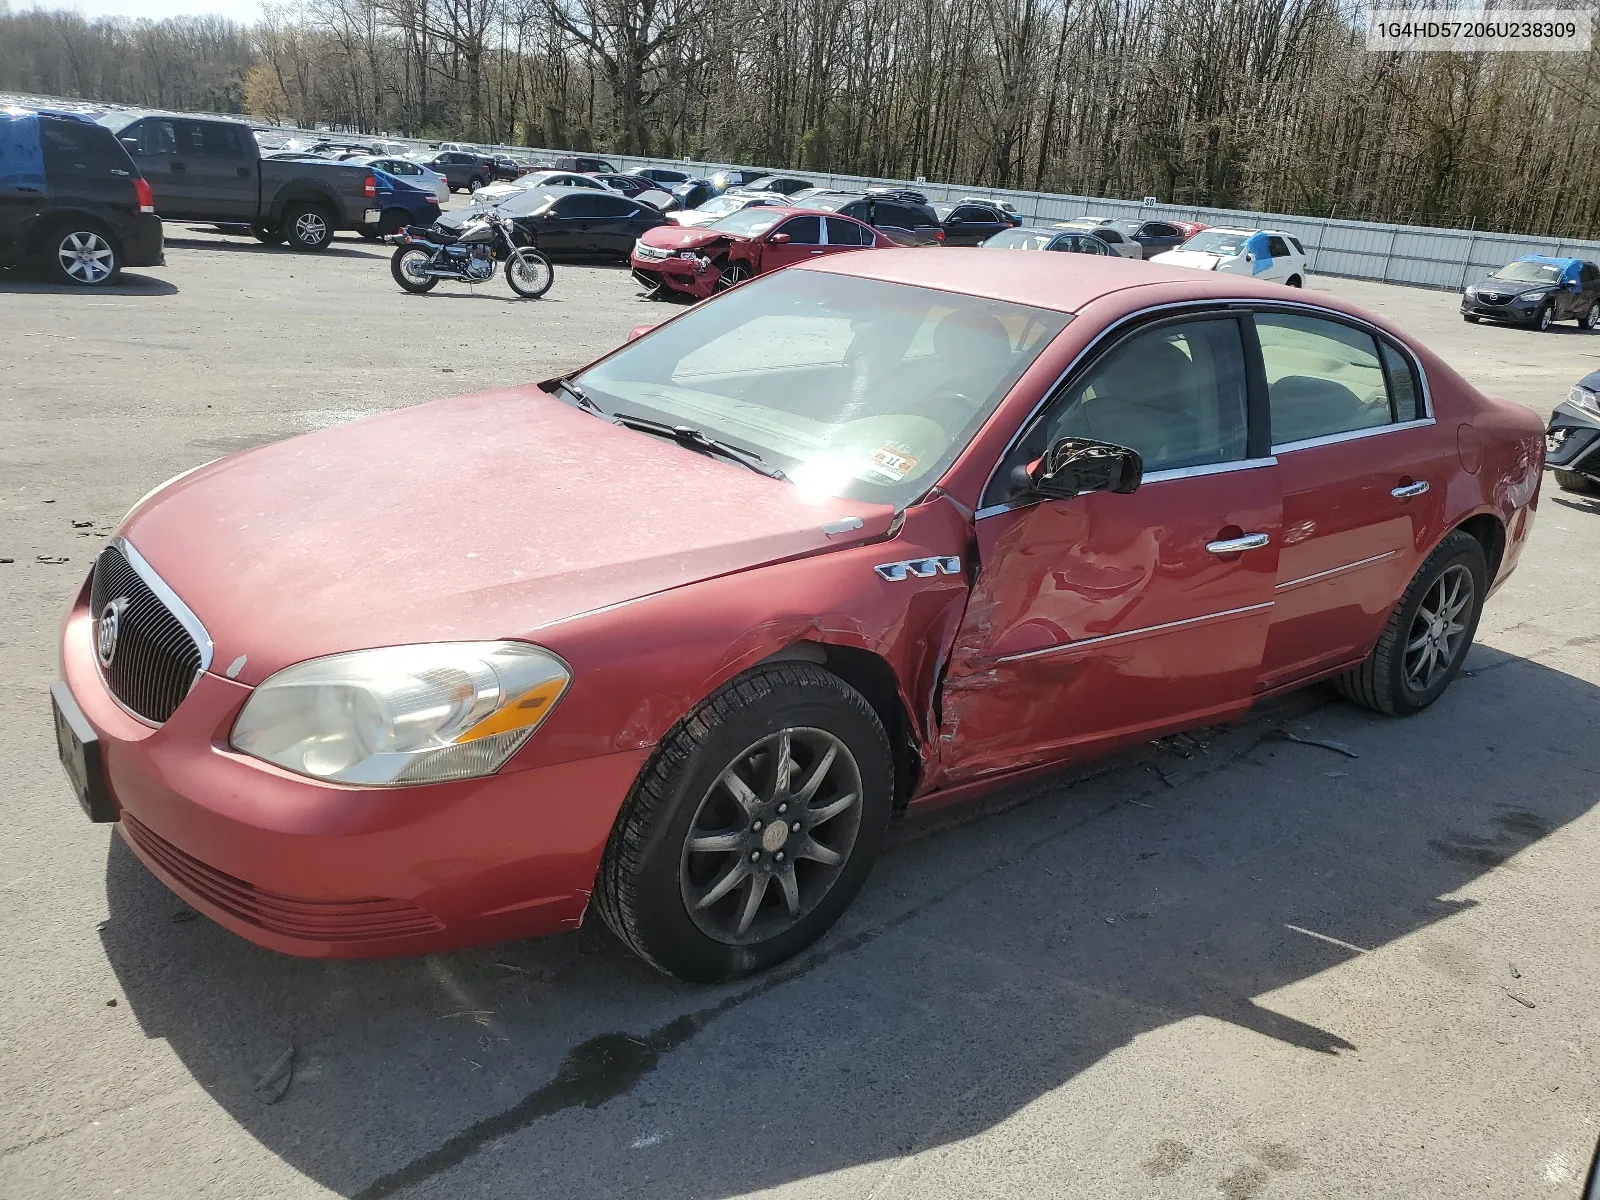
[679,727,864,945]
[57,231,114,284]
[1539,304,1554,331]
[715,264,749,291]
[295,211,328,244]
[1404,564,1474,692]
[1586,302,1599,329]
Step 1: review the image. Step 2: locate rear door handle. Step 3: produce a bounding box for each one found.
[1206,532,1271,554]
[1392,481,1430,499]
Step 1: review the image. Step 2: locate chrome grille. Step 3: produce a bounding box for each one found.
[90,541,209,724]
[1478,290,1512,305]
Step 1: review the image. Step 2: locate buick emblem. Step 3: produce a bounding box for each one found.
[97,598,128,667]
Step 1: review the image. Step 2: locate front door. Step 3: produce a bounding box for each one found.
[761,215,823,270]
[1252,309,1449,690]
[117,118,189,218]
[177,121,257,220]
[939,312,1282,782]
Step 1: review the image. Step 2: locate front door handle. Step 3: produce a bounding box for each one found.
[171,161,187,173]
[236,166,251,178]
[1206,532,1271,555]
[1392,480,1430,499]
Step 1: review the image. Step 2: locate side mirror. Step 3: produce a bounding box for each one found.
[1245,253,1254,263]
[1012,438,1143,500]
[769,232,791,244]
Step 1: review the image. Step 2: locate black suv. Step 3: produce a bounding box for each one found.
[791,189,944,246]
[417,151,494,193]
[547,155,617,174]
[0,109,163,285]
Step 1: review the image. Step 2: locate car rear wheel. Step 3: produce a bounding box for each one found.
[43,223,120,286]
[594,662,893,982]
[468,176,485,193]
[714,262,751,292]
[1554,468,1598,493]
[1538,302,1555,331]
[1583,302,1600,330]
[1333,530,1487,717]
[1285,274,1303,288]
[283,203,334,252]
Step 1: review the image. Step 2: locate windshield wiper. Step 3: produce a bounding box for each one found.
[549,376,610,417]
[610,412,790,482]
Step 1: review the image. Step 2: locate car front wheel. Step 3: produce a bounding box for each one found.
[714,262,751,291]
[595,662,893,982]
[1538,302,1555,331]
[1554,468,1597,493]
[1334,530,1487,716]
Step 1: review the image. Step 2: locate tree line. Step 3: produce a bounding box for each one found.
[3,0,1600,238]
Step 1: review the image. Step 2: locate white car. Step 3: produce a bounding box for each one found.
[1151,227,1309,286]
[668,192,784,227]
[470,171,608,206]
[353,156,449,204]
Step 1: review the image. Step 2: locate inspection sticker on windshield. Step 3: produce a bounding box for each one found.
[869,444,920,481]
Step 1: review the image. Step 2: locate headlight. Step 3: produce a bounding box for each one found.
[1463,286,1477,298]
[1518,289,1551,304]
[230,641,570,786]
[1570,386,1600,416]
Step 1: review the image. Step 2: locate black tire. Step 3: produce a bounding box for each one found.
[1285,274,1303,288]
[1554,468,1598,493]
[282,203,334,252]
[505,247,553,298]
[251,223,284,245]
[714,261,751,292]
[1462,313,1479,323]
[1582,301,1600,331]
[467,176,486,193]
[1537,302,1555,332]
[1333,530,1487,717]
[357,227,379,242]
[40,221,121,286]
[390,245,438,293]
[595,662,893,982]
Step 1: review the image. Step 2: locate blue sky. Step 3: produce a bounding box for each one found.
[15,0,261,17]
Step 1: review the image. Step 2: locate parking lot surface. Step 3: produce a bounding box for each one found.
[2,230,1598,1199]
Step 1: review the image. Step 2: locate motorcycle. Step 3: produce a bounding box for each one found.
[389,210,553,298]
[1546,379,1600,494]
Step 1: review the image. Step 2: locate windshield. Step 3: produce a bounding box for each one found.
[708,208,783,236]
[1180,230,1250,255]
[696,195,749,218]
[574,271,1070,508]
[487,187,559,216]
[1492,261,1563,284]
[986,229,1056,250]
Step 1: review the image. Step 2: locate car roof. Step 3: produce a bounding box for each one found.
[797,246,1322,315]
[1518,254,1582,268]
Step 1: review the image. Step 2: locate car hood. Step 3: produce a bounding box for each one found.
[640,224,739,250]
[121,387,892,685]
[1471,276,1556,296]
[1149,249,1227,269]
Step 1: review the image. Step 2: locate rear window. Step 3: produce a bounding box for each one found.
[40,118,131,174]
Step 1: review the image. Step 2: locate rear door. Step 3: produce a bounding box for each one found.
[37,119,133,215]
[177,120,257,220]
[941,312,1280,780]
[1263,235,1296,282]
[116,118,189,217]
[586,193,650,255]
[823,216,873,257]
[1137,221,1183,255]
[1252,308,1448,692]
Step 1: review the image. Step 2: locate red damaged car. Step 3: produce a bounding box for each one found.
[630,205,892,298]
[52,252,1543,982]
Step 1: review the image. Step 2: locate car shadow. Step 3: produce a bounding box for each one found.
[0,269,178,296]
[1551,491,1600,515]
[98,644,1600,1197]
[161,234,380,260]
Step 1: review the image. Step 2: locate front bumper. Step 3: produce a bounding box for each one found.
[1461,295,1544,323]
[121,213,164,268]
[1547,401,1600,479]
[58,576,647,958]
[630,252,716,298]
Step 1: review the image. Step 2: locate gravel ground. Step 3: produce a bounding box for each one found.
[1,226,1597,1200]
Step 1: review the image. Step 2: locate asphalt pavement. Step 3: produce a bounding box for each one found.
[1,226,1597,1199]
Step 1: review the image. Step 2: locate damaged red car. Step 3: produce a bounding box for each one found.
[52,251,1544,982]
[630,205,892,299]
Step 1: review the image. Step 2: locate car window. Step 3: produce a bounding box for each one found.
[1286,235,1305,255]
[39,120,127,173]
[872,203,920,229]
[1256,312,1393,445]
[777,215,821,244]
[555,194,612,218]
[1059,235,1108,255]
[183,121,248,158]
[1097,229,1124,243]
[1266,235,1292,258]
[120,118,177,157]
[951,205,986,222]
[1380,340,1423,420]
[590,195,641,217]
[1143,222,1179,238]
[1009,317,1249,489]
[577,271,1071,510]
[1582,263,1600,286]
[825,217,868,246]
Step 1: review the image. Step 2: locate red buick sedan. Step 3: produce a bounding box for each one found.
[630,205,892,299]
[52,252,1544,982]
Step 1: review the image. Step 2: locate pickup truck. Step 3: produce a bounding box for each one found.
[92,111,380,251]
